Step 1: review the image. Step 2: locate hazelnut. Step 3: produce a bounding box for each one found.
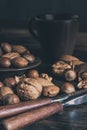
[12,57,28,68]
[64,69,77,81]
[2,94,20,105]
[3,77,16,88]
[61,82,75,94]
[42,85,60,97]
[0,87,14,100]
[1,42,12,53]
[0,57,11,68]
[0,82,4,88]
[23,54,35,63]
[27,69,39,78]
[12,45,27,54]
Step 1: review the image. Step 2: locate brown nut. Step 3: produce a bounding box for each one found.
[23,54,35,63]
[12,45,27,54]
[42,85,60,97]
[64,69,77,81]
[52,61,71,77]
[0,87,14,100]
[3,77,16,88]
[61,82,75,94]
[0,57,11,68]
[40,73,52,82]
[17,78,42,100]
[0,48,2,57]
[2,52,20,60]
[12,57,28,68]
[0,82,4,88]
[2,94,20,105]
[1,42,12,53]
[60,55,80,62]
[27,69,39,78]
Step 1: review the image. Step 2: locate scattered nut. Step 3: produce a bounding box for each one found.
[3,77,16,88]
[27,69,39,78]
[64,69,77,81]
[0,82,4,88]
[0,87,14,100]
[42,85,60,97]
[61,82,75,94]
[17,78,42,100]
[52,61,71,76]
[40,73,52,82]
[2,94,20,105]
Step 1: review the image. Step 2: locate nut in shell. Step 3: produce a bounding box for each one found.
[17,78,42,100]
[61,82,75,94]
[1,42,12,53]
[52,61,71,76]
[42,85,60,97]
[12,57,28,68]
[64,69,77,81]
[12,45,27,54]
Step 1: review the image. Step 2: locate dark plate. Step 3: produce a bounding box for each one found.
[0,57,41,80]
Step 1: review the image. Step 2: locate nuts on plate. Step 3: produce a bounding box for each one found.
[12,57,28,68]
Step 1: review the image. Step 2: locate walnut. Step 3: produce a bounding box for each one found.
[40,73,52,82]
[52,60,72,76]
[75,63,87,81]
[17,78,42,100]
[77,80,87,89]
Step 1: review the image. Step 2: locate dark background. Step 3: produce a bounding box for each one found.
[0,0,87,32]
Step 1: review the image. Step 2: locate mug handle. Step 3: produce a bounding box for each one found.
[28,18,39,40]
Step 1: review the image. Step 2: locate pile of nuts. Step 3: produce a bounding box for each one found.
[0,42,35,68]
[52,55,87,93]
[0,69,60,106]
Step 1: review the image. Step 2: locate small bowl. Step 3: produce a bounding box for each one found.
[0,57,41,80]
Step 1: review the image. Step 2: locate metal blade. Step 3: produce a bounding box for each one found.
[62,94,87,107]
[52,89,87,103]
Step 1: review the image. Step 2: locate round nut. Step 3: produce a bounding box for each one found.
[0,87,14,100]
[61,82,75,94]
[12,45,27,54]
[52,61,71,77]
[42,85,60,97]
[60,55,79,62]
[1,42,12,53]
[64,69,77,81]
[3,77,16,88]
[0,82,4,88]
[2,94,20,105]
[0,57,11,68]
[27,69,39,78]
[12,57,28,68]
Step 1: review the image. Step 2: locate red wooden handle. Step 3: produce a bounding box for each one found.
[0,98,51,119]
[2,102,63,130]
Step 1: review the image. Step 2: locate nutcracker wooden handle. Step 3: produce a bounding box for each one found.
[1,102,63,130]
[0,98,51,119]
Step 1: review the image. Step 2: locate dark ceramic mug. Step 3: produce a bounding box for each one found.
[28,14,79,64]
